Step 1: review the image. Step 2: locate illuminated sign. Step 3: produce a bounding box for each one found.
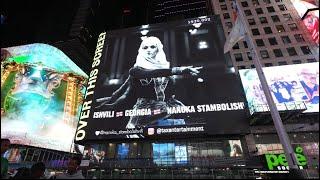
[291,0,319,44]
[239,62,319,114]
[265,146,307,170]
[75,15,249,142]
[1,43,87,153]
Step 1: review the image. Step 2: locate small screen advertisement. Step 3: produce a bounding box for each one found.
[152,143,176,166]
[83,145,106,163]
[3,148,25,163]
[117,143,129,159]
[291,0,319,44]
[229,140,243,157]
[239,62,319,114]
[75,15,249,142]
[1,44,88,153]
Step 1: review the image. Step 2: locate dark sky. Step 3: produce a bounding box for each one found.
[1,0,80,47]
[1,0,149,48]
[1,0,149,74]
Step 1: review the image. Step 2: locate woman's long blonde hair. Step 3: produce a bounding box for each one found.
[134,36,170,69]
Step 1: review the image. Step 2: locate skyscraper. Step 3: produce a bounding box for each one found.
[150,0,213,23]
[212,0,319,72]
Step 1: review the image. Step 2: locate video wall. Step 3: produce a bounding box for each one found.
[75,15,249,142]
[239,62,319,114]
[1,44,87,153]
[152,140,243,166]
[80,139,243,166]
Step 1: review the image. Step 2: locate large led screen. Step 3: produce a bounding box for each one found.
[291,0,319,44]
[239,62,319,114]
[75,15,249,142]
[1,44,88,152]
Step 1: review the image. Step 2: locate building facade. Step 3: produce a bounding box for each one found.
[211,0,319,72]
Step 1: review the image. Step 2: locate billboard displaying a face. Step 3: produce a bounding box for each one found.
[1,44,87,153]
[239,62,319,114]
[75,16,249,142]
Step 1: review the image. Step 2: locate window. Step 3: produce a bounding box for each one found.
[252,0,260,6]
[225,22,233,29]
[245,10,252,16]
[238,66,246,69]
[265,63,273,67]
[223,13,230,19]
[243,41,248,48]
[264,27,273,34]
[273,49,283,57]
[294,34,305,42]
[283,14,292,21]
[242,2,249,7]
[300,46,312,55]
[248,18,256,25]
[247,52,253,60]
[307,58,317,63]
[220,4,227,10]
[287,47,298,56]
[233,43,240,49]
[259,17,268,24]
[288,23,298,31]
[271,15,280,22]
[234,53,244,61]
[260,50,270,59]
[268,37,278,45]
[278,61,287,65]
[252,28,260,35]
[267,6,276,13]
[292,60,302,64]
[278,4,287,11]
[256,39,265,46]
[281,36,291,44]
[255,8,264,14]
[276,25,285,32]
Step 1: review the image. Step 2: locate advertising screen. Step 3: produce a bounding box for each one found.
[291,0,319,44]
[1,44,88,153]
[83,144,106,163]
[229,140,243,157]
[3,148,25,163]
[152,143,181,166]
[75,15,249,142]
[239,62,319,114]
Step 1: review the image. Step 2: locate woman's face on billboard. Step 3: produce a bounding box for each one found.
[141,41,158,60]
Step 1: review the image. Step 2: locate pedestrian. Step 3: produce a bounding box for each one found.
[55,156,85,179]
[1,138,11,179]
[30,162,46,179]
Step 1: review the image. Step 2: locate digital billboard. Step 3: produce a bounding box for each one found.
[83,144,106,163]
[1,44,88,153]
[229,140,243,157]
[239,62,319,114]
[3,148,25,163]
[291,0,319,44]
[75,15,249,142]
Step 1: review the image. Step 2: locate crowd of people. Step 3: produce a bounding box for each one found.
[1,139,85,179]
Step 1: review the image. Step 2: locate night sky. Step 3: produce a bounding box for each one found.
[1,0,149,74]
[1,0,149,48]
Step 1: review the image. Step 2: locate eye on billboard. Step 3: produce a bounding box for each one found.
[75,16,249,142]
[1,44,87,153]
[239,62,319,114]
